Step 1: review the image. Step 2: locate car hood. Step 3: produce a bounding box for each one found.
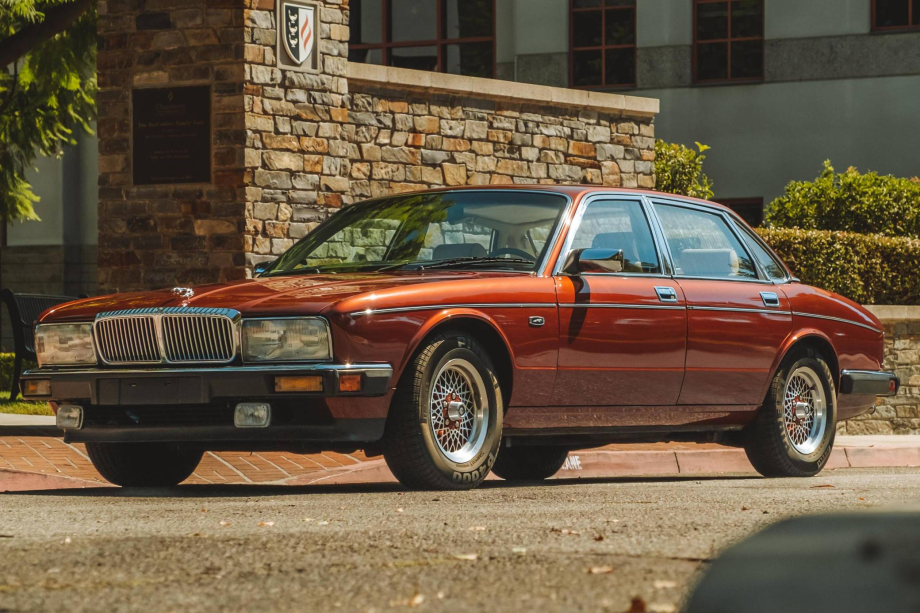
[39,271,521,322]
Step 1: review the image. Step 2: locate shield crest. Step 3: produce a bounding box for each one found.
[282,2,315,66]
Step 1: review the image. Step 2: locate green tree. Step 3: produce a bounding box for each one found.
[0,0,96,226]
[654,139,714,200]
[765,160,920,238]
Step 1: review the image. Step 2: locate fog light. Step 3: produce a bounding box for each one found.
[274,376,323,393]
[234,403,271,428]
[56,405,83,430]
[23,379,51,397]
[338,373,362,393]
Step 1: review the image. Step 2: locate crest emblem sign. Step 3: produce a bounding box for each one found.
[282,2,315,66]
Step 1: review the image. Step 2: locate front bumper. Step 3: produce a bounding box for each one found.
[19,363,393,446]
[20,363,393,404]
[840,370,900,396]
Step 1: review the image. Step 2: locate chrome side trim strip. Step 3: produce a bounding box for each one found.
[351,303,556,317]
[793,311,882,333]
[559,303,686,311]
[26,363,393,376]
[687,305,792,316]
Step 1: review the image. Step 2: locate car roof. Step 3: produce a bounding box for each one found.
[416,184,737,217]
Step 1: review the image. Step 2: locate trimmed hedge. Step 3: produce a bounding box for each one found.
[756,228,920,305]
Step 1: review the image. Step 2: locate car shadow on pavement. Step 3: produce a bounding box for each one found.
[7,474,762,498]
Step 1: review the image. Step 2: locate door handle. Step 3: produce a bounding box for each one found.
[655,286,678,303]
[760,291,780,307]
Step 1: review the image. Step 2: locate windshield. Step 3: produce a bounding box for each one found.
[262,191,569,276]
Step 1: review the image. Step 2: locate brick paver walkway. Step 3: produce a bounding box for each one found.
[0,435,370,485]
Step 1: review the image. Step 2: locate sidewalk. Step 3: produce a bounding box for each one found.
[1,414,918,492]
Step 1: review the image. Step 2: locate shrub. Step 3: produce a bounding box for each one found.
[654,140,714,200]
[766,161,920,237]
[0,352,36,391]
[756,228,920,305]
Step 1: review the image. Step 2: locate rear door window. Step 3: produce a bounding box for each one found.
[567,199,661,274]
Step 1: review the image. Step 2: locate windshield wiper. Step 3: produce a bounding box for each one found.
[261,266,323,277]
[416,257,535,270]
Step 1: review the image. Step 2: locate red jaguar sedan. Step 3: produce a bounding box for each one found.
[23,187,898,489]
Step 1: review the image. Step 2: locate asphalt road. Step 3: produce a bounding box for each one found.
[2,467,920,613]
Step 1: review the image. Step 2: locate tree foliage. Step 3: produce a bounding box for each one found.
[653,139,714,200]
[765,160,920,238]
[0,0,96,225]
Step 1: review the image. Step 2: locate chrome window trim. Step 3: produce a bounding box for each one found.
[240,316,334,364]
[551,193,665,277]
[93,307,242,366]
[728,215,793,284]
[646,196,766,282]
[792,311,882,333]
[351,303,556,317]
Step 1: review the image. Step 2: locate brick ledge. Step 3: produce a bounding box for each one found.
[347,63,659,118]
[865,305,920,323]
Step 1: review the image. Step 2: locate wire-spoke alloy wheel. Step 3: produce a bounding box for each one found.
[429,359,489,464]
[743,351,837,478]
[383,331,503,490]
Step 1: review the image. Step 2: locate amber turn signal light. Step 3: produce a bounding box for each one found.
[338,373,362,393]
[274,376,323,393]
[23,379,51,397]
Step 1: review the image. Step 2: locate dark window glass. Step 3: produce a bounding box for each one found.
[571,0,636,88]
[694,0,762,82]
[696,2,729,40]
[569,200,661,274]
[719,199,764,227]
[731,40,762,79]
[730,0,763,36]
[390,46,438,71]
[573,10,603,46]
[443,0,494,38]
[915,0,920,25]
[573,49,603,87]
[350,0,496,76]
[697,42,728,81]
[445,42,493,77]
[605,7,635,44]
[654,203,757,279]
[875,0,910,27]
[605,48,636,85]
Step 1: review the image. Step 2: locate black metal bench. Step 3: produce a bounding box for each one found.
[1,289,83,399]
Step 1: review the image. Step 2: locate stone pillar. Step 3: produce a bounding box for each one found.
[96,0,251,292]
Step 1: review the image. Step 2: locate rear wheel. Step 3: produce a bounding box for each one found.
[383,330,503,490]
[492,446,569,481]
[743,350,837,477]
[86,442,202,487]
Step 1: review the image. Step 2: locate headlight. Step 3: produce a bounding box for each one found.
[241,318,332,363]
[35,323,96,367]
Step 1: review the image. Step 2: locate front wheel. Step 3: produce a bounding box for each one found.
[383,330,503,490]
[743,350,837,478]
[86,442,203,487]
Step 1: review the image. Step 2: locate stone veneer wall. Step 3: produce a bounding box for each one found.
[94,0,658,291]
[838,306,920,435]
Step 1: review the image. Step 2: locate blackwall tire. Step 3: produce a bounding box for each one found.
[743,349,837,478]
[383,330,503,491]
[491,446,569,482]
[85,442,203,487]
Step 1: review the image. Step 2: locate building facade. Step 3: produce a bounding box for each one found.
[2,0,919,347]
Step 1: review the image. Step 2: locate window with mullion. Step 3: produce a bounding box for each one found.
[693,0,764,84]
[872,0,920,30]
[348,0,496,78]
[570,0,637,89]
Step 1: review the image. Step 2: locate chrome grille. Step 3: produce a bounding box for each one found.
[162,313,235,362]
[95,315,160,363]
[94,307,239,365]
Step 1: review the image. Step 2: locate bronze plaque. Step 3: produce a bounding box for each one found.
[133,86,211,185]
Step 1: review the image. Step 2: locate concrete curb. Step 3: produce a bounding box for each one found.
[0,468,111,493]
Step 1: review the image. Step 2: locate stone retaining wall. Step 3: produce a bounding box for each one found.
[838,306,920,435]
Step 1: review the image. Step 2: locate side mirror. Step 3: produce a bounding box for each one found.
[562,248,624,274]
